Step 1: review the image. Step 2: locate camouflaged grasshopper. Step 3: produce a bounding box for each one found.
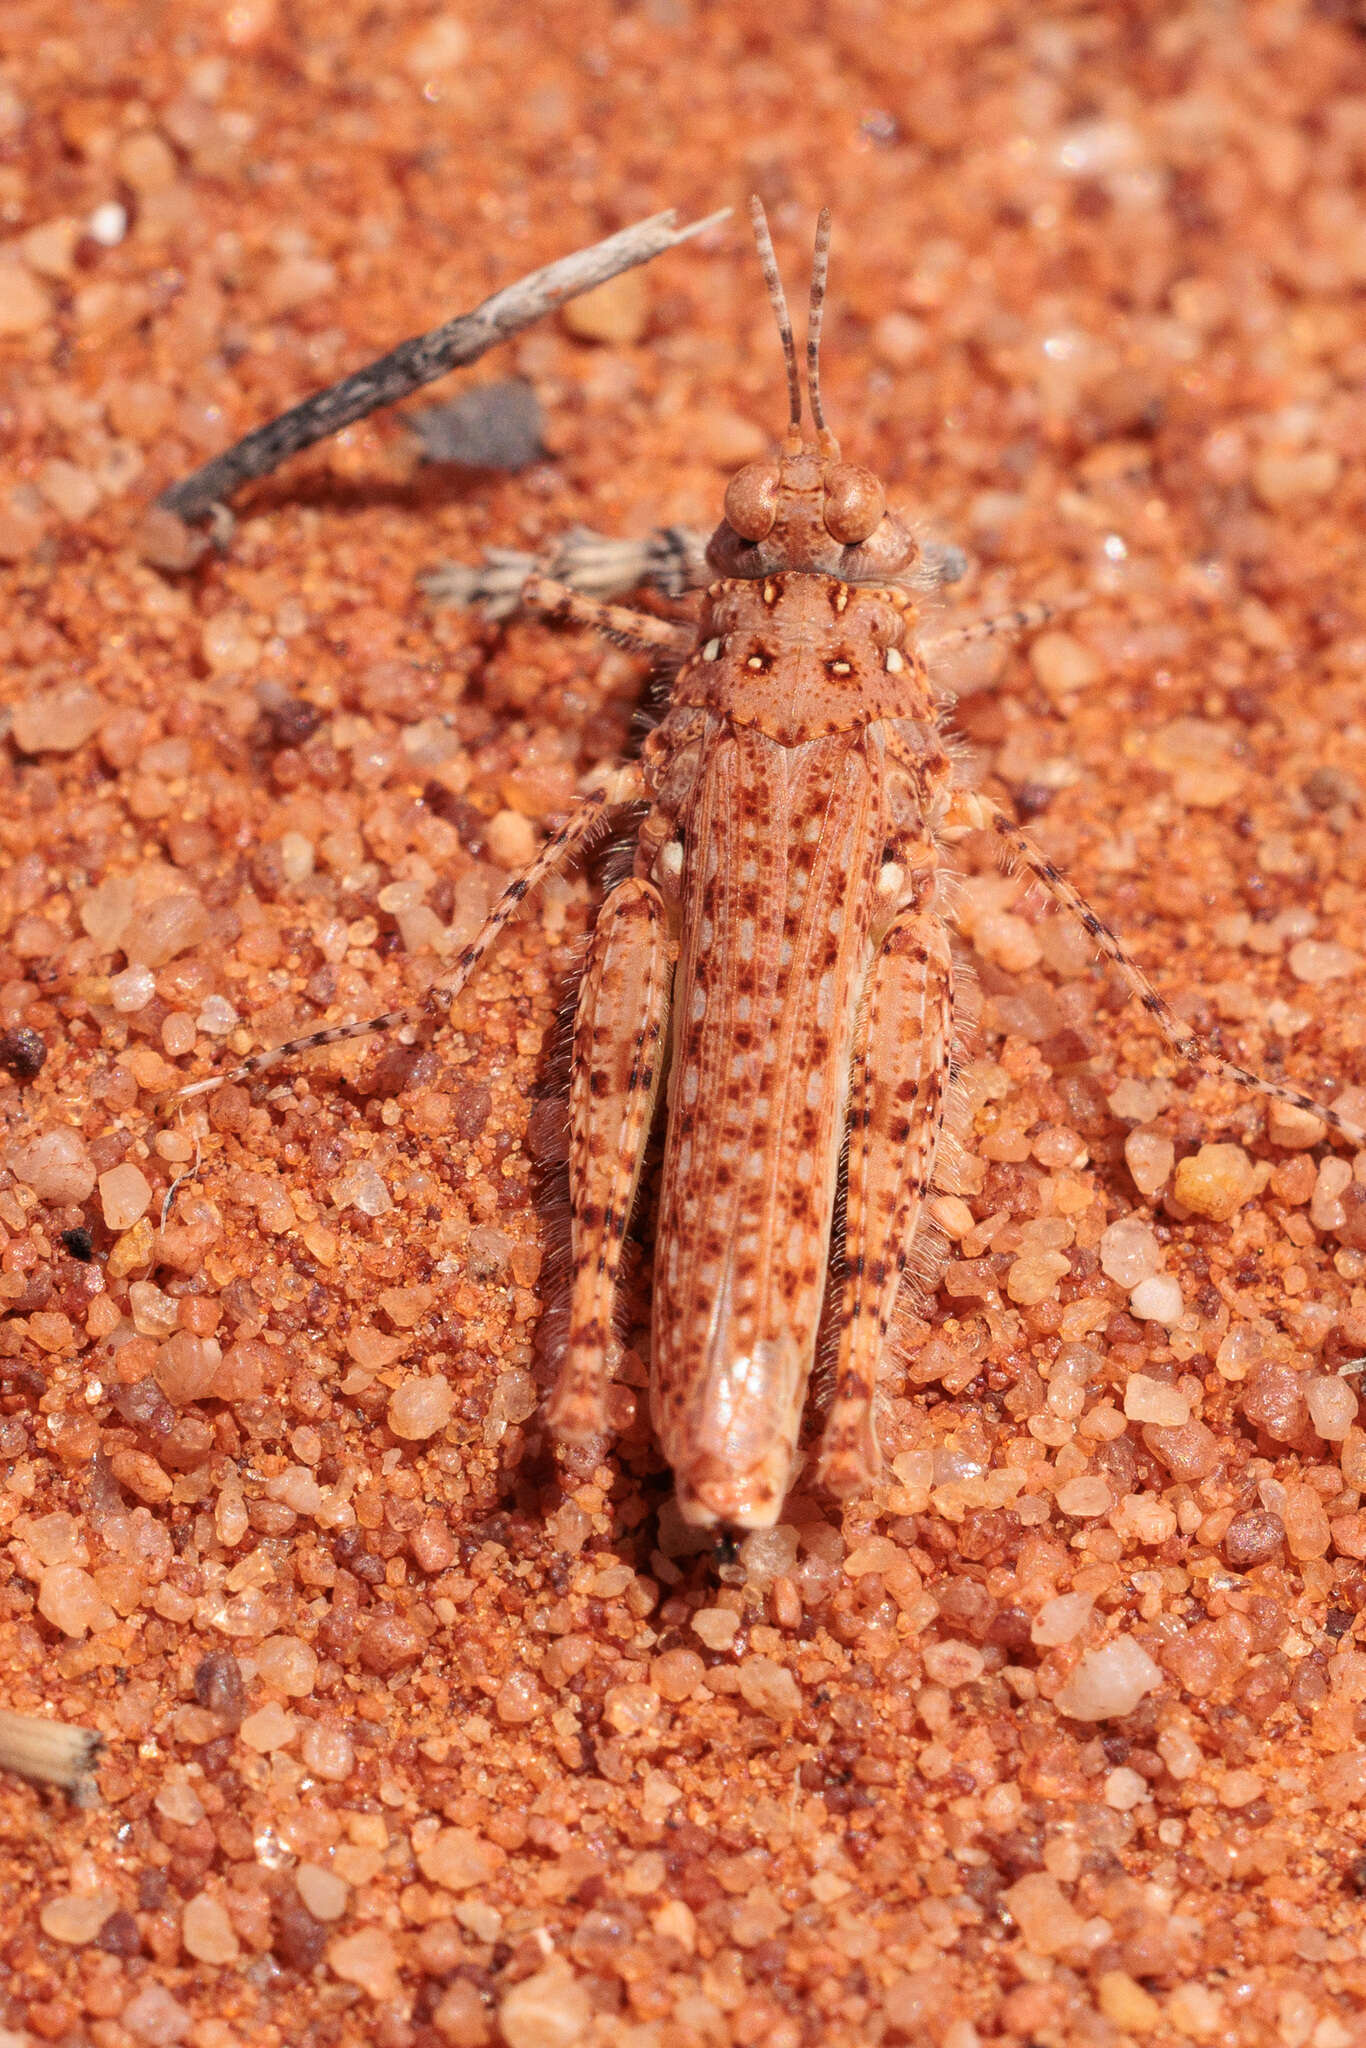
[166,201,1364,1530]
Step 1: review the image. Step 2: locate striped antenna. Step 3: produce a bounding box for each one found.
[806,208,836,451]
[748,196,802,436]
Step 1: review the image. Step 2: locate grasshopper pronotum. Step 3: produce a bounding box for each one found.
[164,201,1362,1530]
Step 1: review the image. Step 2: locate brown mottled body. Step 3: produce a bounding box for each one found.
[625,568,952,1525]
[163,205,1366,1531]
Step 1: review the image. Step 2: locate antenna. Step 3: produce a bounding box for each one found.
[748,196,803,437]
[806,207,833,447]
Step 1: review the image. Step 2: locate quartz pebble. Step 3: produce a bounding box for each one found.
[1054,1635,1162,1720]
[327,1926,400,2001]
[1173,1142,1259,1221]
[1103,1767,1148,1811]
[1098,1215,1162,1287]
[1031,1594,1094,1647]
[1268,1099,1327,1148]
[39,458,101,521]
[650,1648,705,1701]
[416,1826,503,1892]
[125,891,210,967]
[1056,1475,1113,1518]
[255,1634,317,1696]
[1002,1872,1090,1956]
[1283,1482,1331,1561]
[8,1125,96,1202]
[922,1640,985,1687]
[1124,1128,1174,1196]
[1307,1375,1357,1440]
[98,1162,152,1229]
[1253,447,1340,506]
[387,1375,454,1439]
[1097,1971,1162,2033]
[156,1779,205,1826]
[40,1892,116,1945]
[181,1892,239,1964]
[296,1864,348,1920]
[334,1160,392,1216]
[300,1721,354,1782]
[0,258,52,334]
[498,1956,592,2048]
[486,807,537,868]
[1006,1247,1070,1304]
[121,1983,192,2045]
[1128,1274,1185,1325]
[562,267,648,346]
[12,683,102,753]
[691,1606,740,1650]
[1028,628,1101,700]
[38,1563,115,1637]
[736,1656,803,1718]
[1288,938,1359,983]
[1123,1374,1191,1426]
[240,1702,297,1753]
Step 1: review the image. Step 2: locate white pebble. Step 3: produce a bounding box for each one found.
[691,1607,739,1650]
[182,1891,240,1964]
[1124,1129,1174,1197]
[1252,447,1339,507]
[8,1126,96,1202]
[297,1863,348,1921]
[87,201,128,246]
[196,995,238,1034]
[109,964,157,1014]
[40,1893,118,1945]
[98,1163,152,1231]
[1123,1373,1192,1426]
[499,1957,592,2048]
[1288,940,1359,985]
[278,832,315,884]
[37,459,100,522]
[1099,1215,1162,1287]
[1103,1766,1149,1811]
[1029,629,1102,700]
[1054,1635,1162,1721]
[388,1376,455,1441]
[1056,1476,1113,1518]
[333,1161,392,1217]
[1030,1593,1094,1647]
[1129,1274,1185,1325]
[12,683,102,753]
[1307,1375,1357,1441]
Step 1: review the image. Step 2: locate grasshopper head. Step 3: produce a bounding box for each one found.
[706,201,921,586]
[707,445,920,583]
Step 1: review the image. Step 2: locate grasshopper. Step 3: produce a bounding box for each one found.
[164,201,1362,1530]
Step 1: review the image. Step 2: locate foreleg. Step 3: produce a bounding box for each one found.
[816,914,956,1499]
[917,594,1084,662]
[424,526,709,616]
[515,576,694,659]
[548,877,674,1441]
[430,530,971,619]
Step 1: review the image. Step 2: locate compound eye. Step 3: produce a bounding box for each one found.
[723,463,780,542]
[823,465,885,545]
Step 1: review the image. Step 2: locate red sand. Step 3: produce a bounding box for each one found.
[4,4,1366,2043]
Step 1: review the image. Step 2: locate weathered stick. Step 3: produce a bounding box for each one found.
[0,1708,102,1799]
[157,206,730,522]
